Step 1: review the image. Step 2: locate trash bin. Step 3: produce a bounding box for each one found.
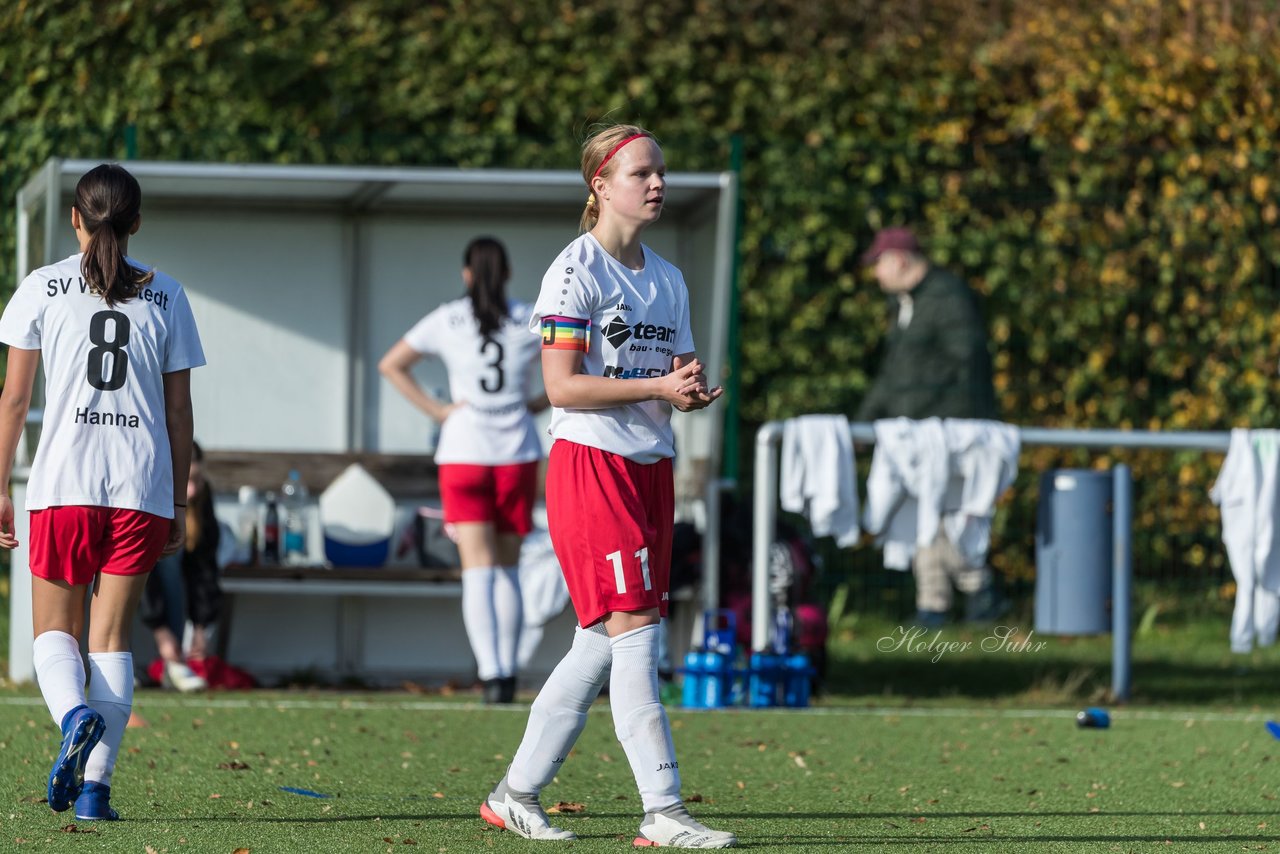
[1035,469,1113,635]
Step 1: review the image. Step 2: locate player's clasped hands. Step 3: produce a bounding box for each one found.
[666,356,724,412]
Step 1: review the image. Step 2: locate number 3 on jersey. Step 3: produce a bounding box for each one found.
[87,310,130,391]
[607,547,652,594]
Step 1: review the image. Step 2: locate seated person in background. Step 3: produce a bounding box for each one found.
[138,441,221,692]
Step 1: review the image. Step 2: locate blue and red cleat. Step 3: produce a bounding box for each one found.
[47,705,105,812]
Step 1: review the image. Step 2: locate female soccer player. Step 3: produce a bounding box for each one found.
[380,237,546,703]
[480,125,735,848]
[0,163,206,820]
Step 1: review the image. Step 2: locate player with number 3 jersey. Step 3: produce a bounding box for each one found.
[480,125,734,848]
[380,237,546,704]
[0,164,205,822]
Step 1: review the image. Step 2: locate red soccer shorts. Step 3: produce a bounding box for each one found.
[544,441,673,628]
[438,461,539,535]
[29,506,171,586]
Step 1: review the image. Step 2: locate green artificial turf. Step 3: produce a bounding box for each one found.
[1,692,1279,852]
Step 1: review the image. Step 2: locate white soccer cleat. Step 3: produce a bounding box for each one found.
[480,789,578,841]
[634,803,737,848]
[163,661,208,693]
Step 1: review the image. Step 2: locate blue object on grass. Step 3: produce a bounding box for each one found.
[279,786,332,798]
[1075,707,1111,728]
[1265,720,1280,740]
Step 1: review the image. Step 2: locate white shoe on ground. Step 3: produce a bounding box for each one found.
[480,778,577,841]
[163,661,207,693]
[634,803,737,848]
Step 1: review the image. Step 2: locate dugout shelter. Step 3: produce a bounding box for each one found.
[7,158,738,685]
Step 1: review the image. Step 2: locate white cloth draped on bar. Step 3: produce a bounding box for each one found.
[862,418,1020,570]
[1210,428,1280,653]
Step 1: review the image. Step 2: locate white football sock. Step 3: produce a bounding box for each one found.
[493,566,523,678]
[609,624,682,813]
[32,631,86,727]
[85,652,133,786]
[505,624,612,795]
[461,567,500,681]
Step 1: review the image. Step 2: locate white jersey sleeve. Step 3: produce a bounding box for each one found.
[163,287,207,372]
[0,271,44,349]
[402,305,448,358]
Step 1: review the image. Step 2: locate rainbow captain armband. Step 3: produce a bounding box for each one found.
[541,316,590,352]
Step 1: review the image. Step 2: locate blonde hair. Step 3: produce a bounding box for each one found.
[579,124,656,233]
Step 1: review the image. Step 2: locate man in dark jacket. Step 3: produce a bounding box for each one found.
[856,228,997,422]
[858,227,1002,626]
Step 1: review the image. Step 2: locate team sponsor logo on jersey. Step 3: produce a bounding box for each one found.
[603,365,667,379]
[601,316,677,349]
[602,316,634,348]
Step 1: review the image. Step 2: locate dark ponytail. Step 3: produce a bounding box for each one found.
[74,164,154,307]
[464,237,510,339]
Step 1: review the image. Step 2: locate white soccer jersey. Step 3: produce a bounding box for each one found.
[0,253,206,517]
[402,297,543,465]
[529,233,696,464]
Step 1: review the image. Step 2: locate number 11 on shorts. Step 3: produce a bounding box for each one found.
[607,547,652,594]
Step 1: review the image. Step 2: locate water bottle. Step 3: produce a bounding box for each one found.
[702,651,728,708]
[261,492,280,565]
[681,652,704,709]
[784,653,812,708]
[749,652,783,708]
[236,485,260,566]
[281,469,309,565]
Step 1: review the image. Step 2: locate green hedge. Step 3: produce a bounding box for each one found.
[4,0,1279,583]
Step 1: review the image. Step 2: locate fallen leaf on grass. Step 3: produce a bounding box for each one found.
[58,825,95,833]
[687,794,704,803]
[432,793,444,799]
[209,793,222,799]
[546,802,586,814]
[233,849,250,854]
[1170,781,1186,788]
[793,756,807,769]
[218,762,251,771]
[884,821,900,829]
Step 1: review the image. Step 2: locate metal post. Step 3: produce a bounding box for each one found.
[1112,464,1132,702]
[752,423,784,652]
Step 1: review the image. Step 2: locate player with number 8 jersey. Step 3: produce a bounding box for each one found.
[0,163,205,822]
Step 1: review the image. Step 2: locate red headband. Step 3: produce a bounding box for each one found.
[591,133,647,183]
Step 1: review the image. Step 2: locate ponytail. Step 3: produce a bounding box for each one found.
[464,237,511,339]
[74,164,154,306]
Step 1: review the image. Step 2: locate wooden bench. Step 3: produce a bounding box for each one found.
[203,451,695,687]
